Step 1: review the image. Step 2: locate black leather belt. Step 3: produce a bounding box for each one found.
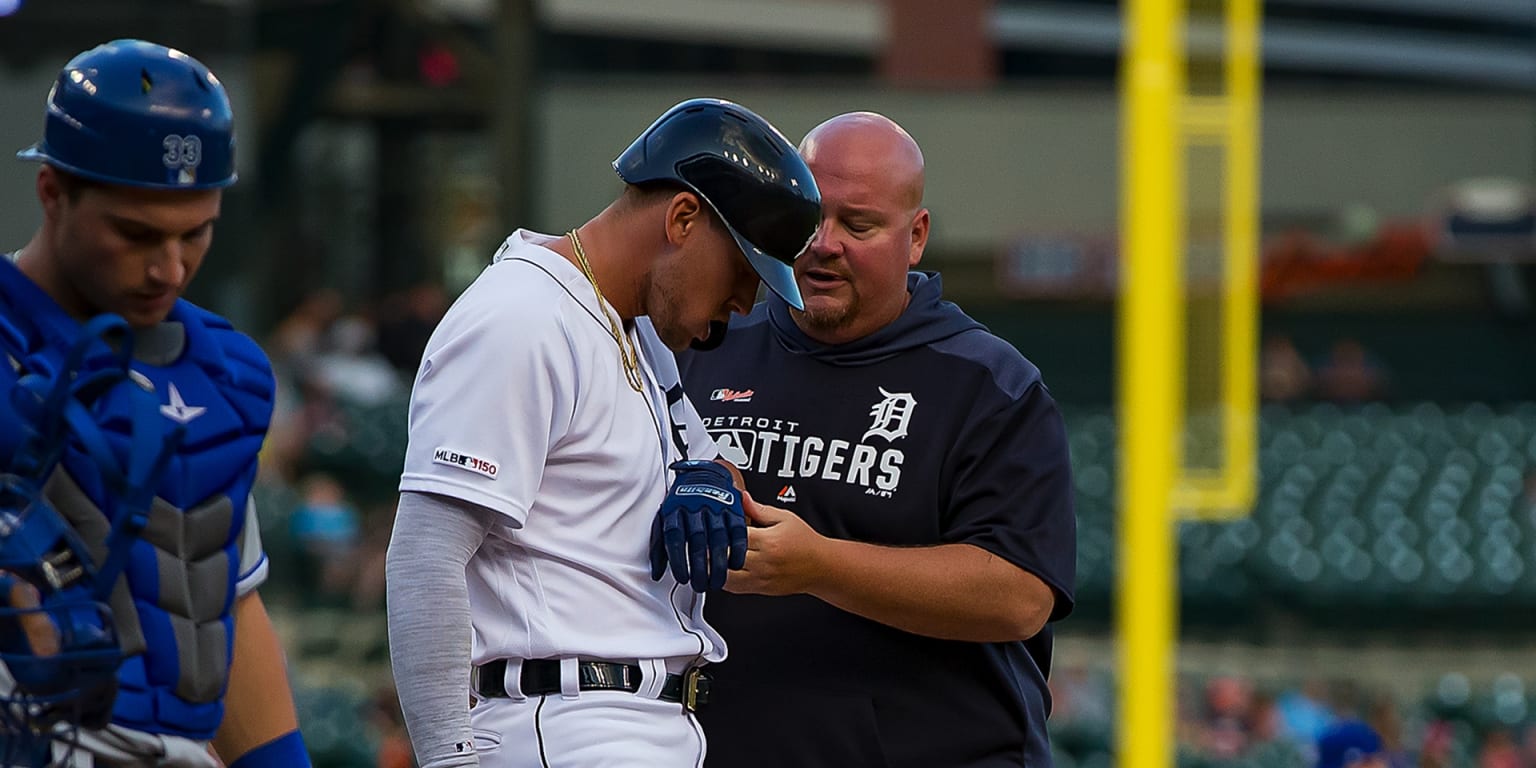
[472,659,710,712]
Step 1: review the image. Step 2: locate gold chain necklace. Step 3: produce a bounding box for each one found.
[568,229,644,393]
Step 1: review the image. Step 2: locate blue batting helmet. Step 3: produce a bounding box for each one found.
[614,98,821,310]
[16,39,237,190]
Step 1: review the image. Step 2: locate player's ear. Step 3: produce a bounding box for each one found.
[908,208,930,268]
[664,191,707,248]
[36,166,67,220]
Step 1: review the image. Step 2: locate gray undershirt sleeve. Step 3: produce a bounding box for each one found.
[386,490,496,768]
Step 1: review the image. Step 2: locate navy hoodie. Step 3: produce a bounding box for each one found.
[678,271,1077,768]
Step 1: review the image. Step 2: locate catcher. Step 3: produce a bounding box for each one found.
[2,39,309,767]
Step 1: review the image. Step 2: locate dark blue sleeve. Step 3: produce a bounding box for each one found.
[942,380,1077,621]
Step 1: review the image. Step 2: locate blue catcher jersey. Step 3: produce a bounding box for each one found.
[0,259,275,740]
[678,272,1077,768]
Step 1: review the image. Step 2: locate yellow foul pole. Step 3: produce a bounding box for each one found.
[1118,0,1183,767]
[1221,0,1261,516]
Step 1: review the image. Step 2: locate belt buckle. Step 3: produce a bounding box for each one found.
[682,668,710,713]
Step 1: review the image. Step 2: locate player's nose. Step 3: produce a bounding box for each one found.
[146,242,188,287]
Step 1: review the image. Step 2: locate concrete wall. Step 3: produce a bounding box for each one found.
[532,81,1536,255]
[0,71,1530,279]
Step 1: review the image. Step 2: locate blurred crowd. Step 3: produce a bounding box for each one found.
[1051,667,1536,768]
[1262,335,1391,405]
[250,283,449,768]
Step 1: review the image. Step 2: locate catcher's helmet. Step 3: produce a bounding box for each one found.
[17,39,236,190]
[615,98,821,310]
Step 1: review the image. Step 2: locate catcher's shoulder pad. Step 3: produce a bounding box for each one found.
[168,301,279,433]
[176,301,276,408]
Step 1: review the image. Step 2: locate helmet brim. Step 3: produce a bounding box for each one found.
[728,226,804,310]
[16,144,238,191]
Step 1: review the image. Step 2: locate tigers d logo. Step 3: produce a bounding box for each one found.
[863,387,916,442]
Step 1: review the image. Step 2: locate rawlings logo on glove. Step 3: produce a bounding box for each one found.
[650,460,747,593]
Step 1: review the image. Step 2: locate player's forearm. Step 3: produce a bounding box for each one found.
[387,491,492,768]
[213,592,307,764]
[808,541,1054,643]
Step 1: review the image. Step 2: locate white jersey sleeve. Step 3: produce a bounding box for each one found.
[399,269,577,527]
[235,493,267,597]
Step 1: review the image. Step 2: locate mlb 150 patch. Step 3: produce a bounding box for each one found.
[433,447,500,479]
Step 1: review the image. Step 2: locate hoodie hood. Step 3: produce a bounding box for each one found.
[764,271,984,365]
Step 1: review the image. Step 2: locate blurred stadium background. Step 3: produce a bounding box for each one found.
[5,1,1536,766]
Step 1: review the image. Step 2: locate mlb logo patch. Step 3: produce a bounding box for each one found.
[433,447,500,479]
[710,388,754,403]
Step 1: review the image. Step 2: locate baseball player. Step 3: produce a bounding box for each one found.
[385,98,820,768]
[676,112,1077,767]
[1,40,309,767]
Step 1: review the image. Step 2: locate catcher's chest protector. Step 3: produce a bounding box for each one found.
[0,260,275,740]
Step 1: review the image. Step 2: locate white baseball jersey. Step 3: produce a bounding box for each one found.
[399,229,725,667]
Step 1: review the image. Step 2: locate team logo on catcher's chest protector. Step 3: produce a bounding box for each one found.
[863,387,916,442]
[159,382,207,424]
[433,447,500,479]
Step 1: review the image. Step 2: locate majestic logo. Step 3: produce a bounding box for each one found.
[776,485,797,503]
[710,388,755,403]
[433,448,499,479]
[862,388,916,442]
[160,383,207,424]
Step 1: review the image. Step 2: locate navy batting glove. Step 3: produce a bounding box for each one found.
[649,460,747,592]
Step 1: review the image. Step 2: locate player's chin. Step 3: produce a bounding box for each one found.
[117,295,178,328]
[119,309,173,330]
[656,324,698,352]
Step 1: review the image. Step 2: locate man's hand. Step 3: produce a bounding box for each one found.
[724,496,829,597]
[650,460,748,592]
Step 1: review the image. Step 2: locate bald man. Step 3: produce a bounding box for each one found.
[676,112,1078,767]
